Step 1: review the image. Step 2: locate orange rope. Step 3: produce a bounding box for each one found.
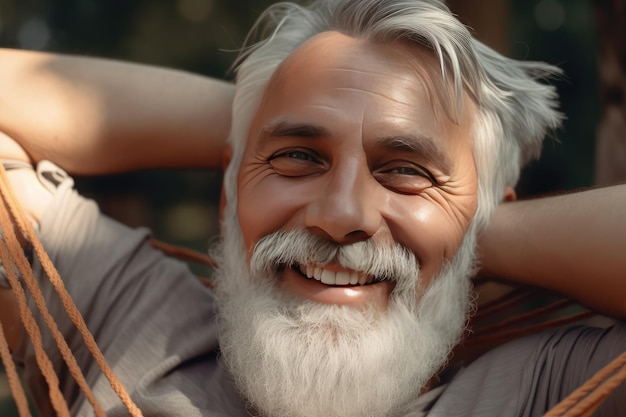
[0,177,107,417]
[473,287,536,320]
[149,238,216,268]
[0,164,143,416]
[2,179,106,417]
[0,320,31,417]
[149,238,215,289]
[544,350,626,416]
[473,298,574,335]
[465,309,596,350]
[0,218,70,417]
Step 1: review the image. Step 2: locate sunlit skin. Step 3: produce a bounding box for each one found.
[237,31,479,310]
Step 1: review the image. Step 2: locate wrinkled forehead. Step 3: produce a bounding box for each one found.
[262,31,470,124]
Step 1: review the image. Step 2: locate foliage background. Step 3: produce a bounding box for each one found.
[0,0,599,415]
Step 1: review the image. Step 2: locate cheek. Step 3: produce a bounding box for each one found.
[237,174,316,254]
[386,195,473,281]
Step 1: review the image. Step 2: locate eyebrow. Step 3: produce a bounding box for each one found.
[376,135,453,174]
[259,121,330,142]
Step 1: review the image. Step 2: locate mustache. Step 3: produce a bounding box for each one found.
[250,229,419,288]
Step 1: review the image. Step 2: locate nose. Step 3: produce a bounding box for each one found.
[304,159,383,244]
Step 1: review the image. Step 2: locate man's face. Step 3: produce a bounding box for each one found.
[237,31,478,310]
[216,32,480,417]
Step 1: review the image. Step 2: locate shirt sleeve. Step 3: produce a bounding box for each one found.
[428,323,626,417]
[12,172,221,416]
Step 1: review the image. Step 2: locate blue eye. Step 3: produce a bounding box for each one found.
[268,148,326,177]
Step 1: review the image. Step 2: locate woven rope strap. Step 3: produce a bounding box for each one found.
[0,163,143,416]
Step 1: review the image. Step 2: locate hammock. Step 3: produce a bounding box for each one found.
[1,162,625,417]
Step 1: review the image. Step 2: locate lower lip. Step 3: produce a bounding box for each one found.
[279,266,394,309]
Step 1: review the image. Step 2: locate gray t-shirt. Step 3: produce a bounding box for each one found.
[3,173,625,416]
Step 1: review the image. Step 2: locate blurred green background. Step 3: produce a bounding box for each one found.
[0,0,600,415]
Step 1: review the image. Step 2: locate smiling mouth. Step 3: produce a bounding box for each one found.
[292,263,380,286]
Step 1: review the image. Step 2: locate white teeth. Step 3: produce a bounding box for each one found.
[335,271,350,285]
[358,273,368,285]
[314,267,322,280]
[296,264,373,286]
[321,269,335,285]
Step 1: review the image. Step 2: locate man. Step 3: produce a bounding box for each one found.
[1,0,625,416]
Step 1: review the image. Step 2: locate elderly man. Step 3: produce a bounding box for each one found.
[1,0,625,416]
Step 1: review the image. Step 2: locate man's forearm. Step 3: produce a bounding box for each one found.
[0,48,234,174]
[479,185,626,318]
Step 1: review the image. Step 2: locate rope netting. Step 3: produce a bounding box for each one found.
[0,161,624,416]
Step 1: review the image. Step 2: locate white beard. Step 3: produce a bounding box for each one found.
[212,221,477,417]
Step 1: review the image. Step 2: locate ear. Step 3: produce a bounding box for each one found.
[503,186,517,202]
[219,145,233,223]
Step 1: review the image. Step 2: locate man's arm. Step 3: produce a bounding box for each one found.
[0,48,234,350]
[479,184,626,318]
[0,48,234,174]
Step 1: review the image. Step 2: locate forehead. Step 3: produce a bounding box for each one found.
[250,31,475,149]
[270,32,457,108]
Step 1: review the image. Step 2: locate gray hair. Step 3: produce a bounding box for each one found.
[223,0,563,231]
